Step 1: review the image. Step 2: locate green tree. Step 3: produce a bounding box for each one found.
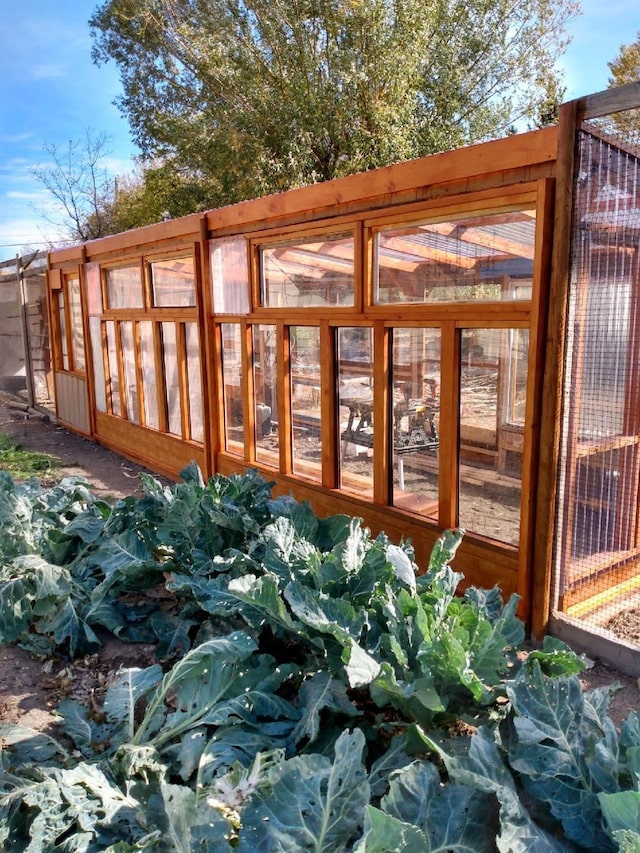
[607,33,640,142]
[90,0,579,207]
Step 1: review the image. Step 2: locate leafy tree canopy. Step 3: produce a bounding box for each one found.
[90,0,579,208]
[607,32,640,142]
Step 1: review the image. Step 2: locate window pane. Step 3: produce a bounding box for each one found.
[338,327,373,498]
[121,322,139,424]
[106,266,143,309]
[210,237,250,314]
[139,321,159,429]
[151,257,195,307]
[262,234,354,308]
[105,321,121,416]
[291,326,321,480]
[186,323,203,442]
[85,263,103,316]
[253,325,277,466]
[162,322,182,436]
[57,292,69,370]
[68,278,85,372]
[90,317,106,412]
[391,328,440,517]
[221,323,244,454]
[458,328,528,545]
[374,209,535,304]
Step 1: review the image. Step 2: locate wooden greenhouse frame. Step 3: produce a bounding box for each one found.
[46,83,640,640]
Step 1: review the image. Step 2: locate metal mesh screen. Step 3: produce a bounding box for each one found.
[554,115,640,648]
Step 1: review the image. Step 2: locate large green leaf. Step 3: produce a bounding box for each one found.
[237,729,369,852]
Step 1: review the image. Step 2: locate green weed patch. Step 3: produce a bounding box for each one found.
[0,432,59,481]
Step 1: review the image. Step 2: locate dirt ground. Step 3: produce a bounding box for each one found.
[0,392,637,735]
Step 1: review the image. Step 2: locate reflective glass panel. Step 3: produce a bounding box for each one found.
[139,321,159,430]
[253,325,278,466]
[391,328,440,517]
[374,209,535,304]
[458,328,528,545]
[221,323,244,454]
[162,322,182,436]
[106,266,143,309]
[210,237,250,314]
[57,291,68,370]
[338,327,373,498]
[105,321,121,416]
[90,318,106,412]
[186,323,203,442]
[291,326,321,480]
[262,233,354,308]
[151,257,195,307]
[121,322,139,424]
[68,278,85,372]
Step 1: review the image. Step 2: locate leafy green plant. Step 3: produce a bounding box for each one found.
[0,466,636,851]
[0,432,59,481]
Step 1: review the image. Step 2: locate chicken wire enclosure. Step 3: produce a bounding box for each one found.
[554,116,640,650]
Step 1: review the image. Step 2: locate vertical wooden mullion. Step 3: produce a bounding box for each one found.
[279,322,292,475]
[373,322,390,506]
[177,321,190,440]
[320,320,337,488]
[439,322,460,529]
[154,321,168,433]
[197,225,215,478]
[531,100,579,637]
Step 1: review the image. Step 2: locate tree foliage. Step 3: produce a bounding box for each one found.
[90,0,579,208]
[607,32,640,143]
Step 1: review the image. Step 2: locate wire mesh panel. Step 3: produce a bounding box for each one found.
[554,114,640,649]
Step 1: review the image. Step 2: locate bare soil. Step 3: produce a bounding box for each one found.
[0,392,637,736]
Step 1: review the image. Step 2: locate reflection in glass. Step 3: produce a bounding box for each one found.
[186,323,203,442]
[253,325,278,466]
[338,327,373,498]
[162,322,181,436]
[57,292,68,370]
[374,209,535,304]
[106,266,143,309]
[139,322,159,429]
[105,321,121,416]
[121,322,139,423]
[90,318,106,412]
[262,234,354,308]
[210,238,250,314]
[458,328,528,545]
[68,278,85,371]
[291,326,321,481]
[151,257,195,307]
[391,328,440,517]
[221,323,244,454]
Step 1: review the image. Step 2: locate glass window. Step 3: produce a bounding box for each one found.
[151,257,195,307]
[253,325,278,466]
[121,322,139,424]
[338,327,373,498]
[90,318,106,412]
[140,321,159,430]
[210,237,250,314]
[57,291,69,370]
[458,327,528,545]
[68,278,85,372]
[374,209,536,304]
[291,326,321,481]
[391,328,440,517]
[221,323,244,455]
[162,322,182,436]
[105,321,121,417]
[186,323,203,442]
[106,266,143,309]
[85,263,102,316]
[261,233,355,308]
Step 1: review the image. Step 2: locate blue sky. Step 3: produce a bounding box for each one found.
[0,0,638,255]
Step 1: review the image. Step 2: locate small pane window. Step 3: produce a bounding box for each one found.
[85,263,103,316]
[186,323,203,442]
[151,257,195,307]
[338,327,373,498]
[458,327,528,545]
[374,209,535,304]
[68,278,85,372]
[391,328,440,517]
[106,266,143,309]
[291,326,321,481]
[162,322,181,436]
[262,233,355,308]
[221,323,244,455]
[253,325,278,466]
[210,237,250,314]
[121,322,139,424]
[105,321,121,416]
[57,291,69,370]
[90,318,106,412]
[140,321,159,430]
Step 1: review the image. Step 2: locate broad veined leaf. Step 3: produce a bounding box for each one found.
[343,640,381,688]
[369,662,444,726]
[103,664,164,742]
[284,578,366,644]
[385,544,416,595]
[290,671,360,747]
[237,729,370,852]
[599,790,640,849]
